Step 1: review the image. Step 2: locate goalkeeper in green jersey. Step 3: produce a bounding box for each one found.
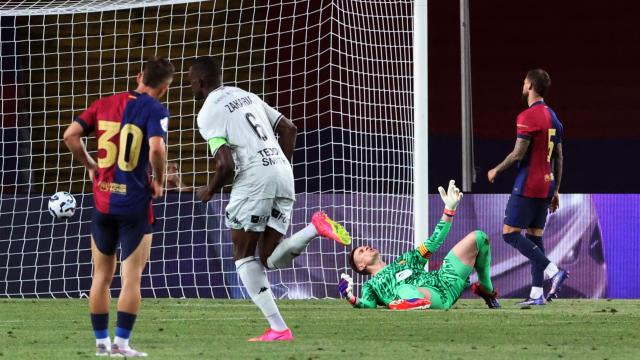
[338,180,500,310]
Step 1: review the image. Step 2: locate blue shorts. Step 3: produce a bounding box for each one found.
[91,210,153,260]
[504,194,551,230]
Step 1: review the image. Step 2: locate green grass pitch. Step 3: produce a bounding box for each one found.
[1,299,639,359]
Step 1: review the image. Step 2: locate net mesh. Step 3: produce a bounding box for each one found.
[0,0,414,298]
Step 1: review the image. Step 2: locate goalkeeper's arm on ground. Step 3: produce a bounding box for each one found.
[338,274,378,308]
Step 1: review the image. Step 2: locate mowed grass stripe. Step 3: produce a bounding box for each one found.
[0,299,639,359]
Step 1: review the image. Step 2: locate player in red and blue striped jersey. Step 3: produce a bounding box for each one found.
[64,57,174,357]
[488,69,568,306]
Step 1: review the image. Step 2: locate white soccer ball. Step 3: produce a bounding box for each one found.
[48,191,77,220]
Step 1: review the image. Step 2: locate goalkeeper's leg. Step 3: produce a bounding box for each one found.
[388,284,432,310]
[470,231,500,308]
[447,231,500,308]
[472,230,494,293]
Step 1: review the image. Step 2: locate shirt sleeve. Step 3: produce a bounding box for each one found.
[261,97,284,129]
[516,112,536,139]
[197,99,228,143]
[147,103,170,140]
[75,99,99,134]
[555,121,564,143]
[416,220,452,260]
[354,282,379,309]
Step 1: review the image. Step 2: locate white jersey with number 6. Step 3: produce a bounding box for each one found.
[197,86,294,200]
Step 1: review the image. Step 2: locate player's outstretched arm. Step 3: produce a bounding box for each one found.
[488,138,530,183]
[274,116,297,161]
[417,180,462,258]
[149,136,166,199]
[63,122,97,181]
[196,145,235,202]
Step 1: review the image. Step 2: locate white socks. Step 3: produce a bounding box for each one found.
[531,263,560,299]
[235,256,287,331]
[114,336,129,349]
[530,286,544,299]
[544,262,559,278]
[266,224,318,269]
[96,337,111,348]
[235,224,320,331]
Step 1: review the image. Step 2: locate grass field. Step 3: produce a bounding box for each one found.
[1,298,639,359]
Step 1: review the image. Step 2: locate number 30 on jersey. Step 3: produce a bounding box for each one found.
[98,121,143,171]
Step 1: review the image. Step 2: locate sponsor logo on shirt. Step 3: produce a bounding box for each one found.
[258,147,288,167]
[160,117,169,132]
[97,181,127,194]
[395,269,413,282]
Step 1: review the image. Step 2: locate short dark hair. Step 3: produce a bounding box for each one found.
[526,69,551,97]
[142,57,174,88]
[191,56,222,85]
[349,247,370,275]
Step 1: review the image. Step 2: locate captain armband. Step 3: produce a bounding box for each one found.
[207,137,228,156]
[417,243,432,259]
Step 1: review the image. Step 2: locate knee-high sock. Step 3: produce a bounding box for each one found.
[235,257,287,331]
[502,232,551,281]
[266,224,318,269]
[526,234,545,287]
[474,230,494,293]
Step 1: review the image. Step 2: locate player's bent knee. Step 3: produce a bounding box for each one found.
[233,245,255,261]
[502,232,521,246]
[474,230,489,249]
[475,230,488,241]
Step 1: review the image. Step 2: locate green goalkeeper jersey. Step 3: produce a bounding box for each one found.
[355,220,452,308]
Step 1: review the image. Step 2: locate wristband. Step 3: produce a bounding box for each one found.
[443,208,456,217]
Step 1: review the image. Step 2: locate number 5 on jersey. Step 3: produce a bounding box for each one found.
[546,128,557,163]
[98,121,143,171]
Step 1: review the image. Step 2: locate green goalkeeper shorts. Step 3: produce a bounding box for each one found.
[426,250,473,309]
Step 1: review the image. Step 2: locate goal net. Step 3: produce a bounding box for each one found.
[0,0,415,299]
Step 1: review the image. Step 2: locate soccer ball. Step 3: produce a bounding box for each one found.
[48,191,77,220]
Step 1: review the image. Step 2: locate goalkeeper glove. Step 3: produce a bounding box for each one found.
[338,273,358,305]
[438,179,463,214]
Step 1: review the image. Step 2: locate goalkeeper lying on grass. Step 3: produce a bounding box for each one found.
[339,180,500,310]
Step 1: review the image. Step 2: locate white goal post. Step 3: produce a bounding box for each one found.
[0,0,425,299]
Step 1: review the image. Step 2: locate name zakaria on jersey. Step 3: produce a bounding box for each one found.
[75,91,169,218]
[197,86,294,199]
[513,101,564,199]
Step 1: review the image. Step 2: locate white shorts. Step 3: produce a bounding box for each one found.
[224,196,294,234]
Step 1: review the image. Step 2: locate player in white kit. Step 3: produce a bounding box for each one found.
[189,57,351,342]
